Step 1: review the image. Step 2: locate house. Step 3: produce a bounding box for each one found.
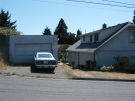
[9,35,58,64]
[67,22,135,70]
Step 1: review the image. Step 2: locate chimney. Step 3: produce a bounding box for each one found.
[102,23,107,29]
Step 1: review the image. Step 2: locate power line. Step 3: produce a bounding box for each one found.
[102,0,135,7]
[66,0,135,8]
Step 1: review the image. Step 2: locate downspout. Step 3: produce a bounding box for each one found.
[77,52,79,68]
[93,51,96,70]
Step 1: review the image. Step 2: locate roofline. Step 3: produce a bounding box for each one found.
[79,22,132,37]
[66,50,94,53]
[95,22,134,52]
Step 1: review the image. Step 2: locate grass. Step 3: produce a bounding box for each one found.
[60,63,135,80]
[91,71,135,80]
[0,59,10,70]
[59,63,94,78]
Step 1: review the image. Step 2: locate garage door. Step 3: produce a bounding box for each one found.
[15,43,52,63]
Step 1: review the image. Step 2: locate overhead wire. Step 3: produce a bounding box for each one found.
[66,0,135,9]
[101,0,135,7]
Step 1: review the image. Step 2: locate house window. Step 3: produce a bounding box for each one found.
[129,29,135,43]
[114,56,129,66]
[94,34,99,42]
[89,35,92,42]
[131,56,135,66]
[83,36,85,41]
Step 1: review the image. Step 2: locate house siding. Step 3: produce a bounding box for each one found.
[96,27,135,69]
[68,51,94,68]
[9,35,58,64]
[99,25,123,42]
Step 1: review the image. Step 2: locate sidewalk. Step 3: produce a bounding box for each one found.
[59,63,135,82]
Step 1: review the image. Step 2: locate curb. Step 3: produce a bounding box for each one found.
[1,72,135,82]
[72,77,135,82]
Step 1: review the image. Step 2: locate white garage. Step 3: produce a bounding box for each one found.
[9,35,57,64]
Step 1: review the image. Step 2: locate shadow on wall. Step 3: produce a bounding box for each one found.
[0,35,9,63]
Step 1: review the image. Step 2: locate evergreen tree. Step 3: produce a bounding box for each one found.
[54,18,68,44]
[0,9,16,29]
[43,27,52,35]
[76,29,82,38]
[133,10,135,24]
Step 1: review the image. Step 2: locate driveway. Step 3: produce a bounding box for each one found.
[0,64,73,79]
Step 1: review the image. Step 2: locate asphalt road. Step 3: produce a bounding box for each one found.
[0,75,135,101]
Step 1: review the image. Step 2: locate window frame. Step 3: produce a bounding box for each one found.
[89,35,92,42]
[94,33,99,42]
[128,28,135,43]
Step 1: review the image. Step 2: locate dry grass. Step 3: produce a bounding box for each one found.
[0,59,10,70]
[91,71,135,80]
[59,63,94,78]
[60,63,135,80]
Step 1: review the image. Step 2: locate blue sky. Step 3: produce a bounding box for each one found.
[0,0,134,35]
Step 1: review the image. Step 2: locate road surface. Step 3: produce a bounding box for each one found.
[0,75,135,101]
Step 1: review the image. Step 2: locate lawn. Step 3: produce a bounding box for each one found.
[60,63,135,80]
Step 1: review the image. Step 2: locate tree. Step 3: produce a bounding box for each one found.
[43,26,52,35]
[76,29,82,38]
[133,10,135,24]
[58,45,69,62]
[0,9,16,29]
[0,27,20,35]
[54,18,68,44]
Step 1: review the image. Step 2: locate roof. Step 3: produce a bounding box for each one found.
[67,40,96,52]
[67,22,133,53]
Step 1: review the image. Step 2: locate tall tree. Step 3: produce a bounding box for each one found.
[133,10,135,24]
[76,29,82,38]
[54,18,68,44]
[43,26,52,35]
[0,9,16,29]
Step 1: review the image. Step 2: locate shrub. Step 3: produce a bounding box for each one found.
[100,65,114,72]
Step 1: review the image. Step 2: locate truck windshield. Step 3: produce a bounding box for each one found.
[38,54,52,58]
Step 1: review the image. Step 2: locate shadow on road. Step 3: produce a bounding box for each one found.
[30,67,55,74]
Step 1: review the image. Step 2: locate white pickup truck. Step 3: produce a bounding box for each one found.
[31,52,57,72]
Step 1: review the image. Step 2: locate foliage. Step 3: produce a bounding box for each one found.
[0,27,20,35]
[58,45,69,62]
[100,65,114,72]
[76,29,82,38]
[0,59,9,70]
[0,9,16,29]
[43,26,52,35]
[54,18,68,35]
[54,18,68,44]
[54,18,78,44]
[133,10,135,24]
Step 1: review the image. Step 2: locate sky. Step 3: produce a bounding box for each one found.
[0,0,135,35]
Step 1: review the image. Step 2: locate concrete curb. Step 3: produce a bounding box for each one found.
[1,72,135,82]
[72,77,135,82]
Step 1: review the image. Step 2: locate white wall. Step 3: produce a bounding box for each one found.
[68,51,94,68]
[96,27,135,68]
[9,35,58,64]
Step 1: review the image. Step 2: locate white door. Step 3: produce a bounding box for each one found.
[15,43,52,63]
